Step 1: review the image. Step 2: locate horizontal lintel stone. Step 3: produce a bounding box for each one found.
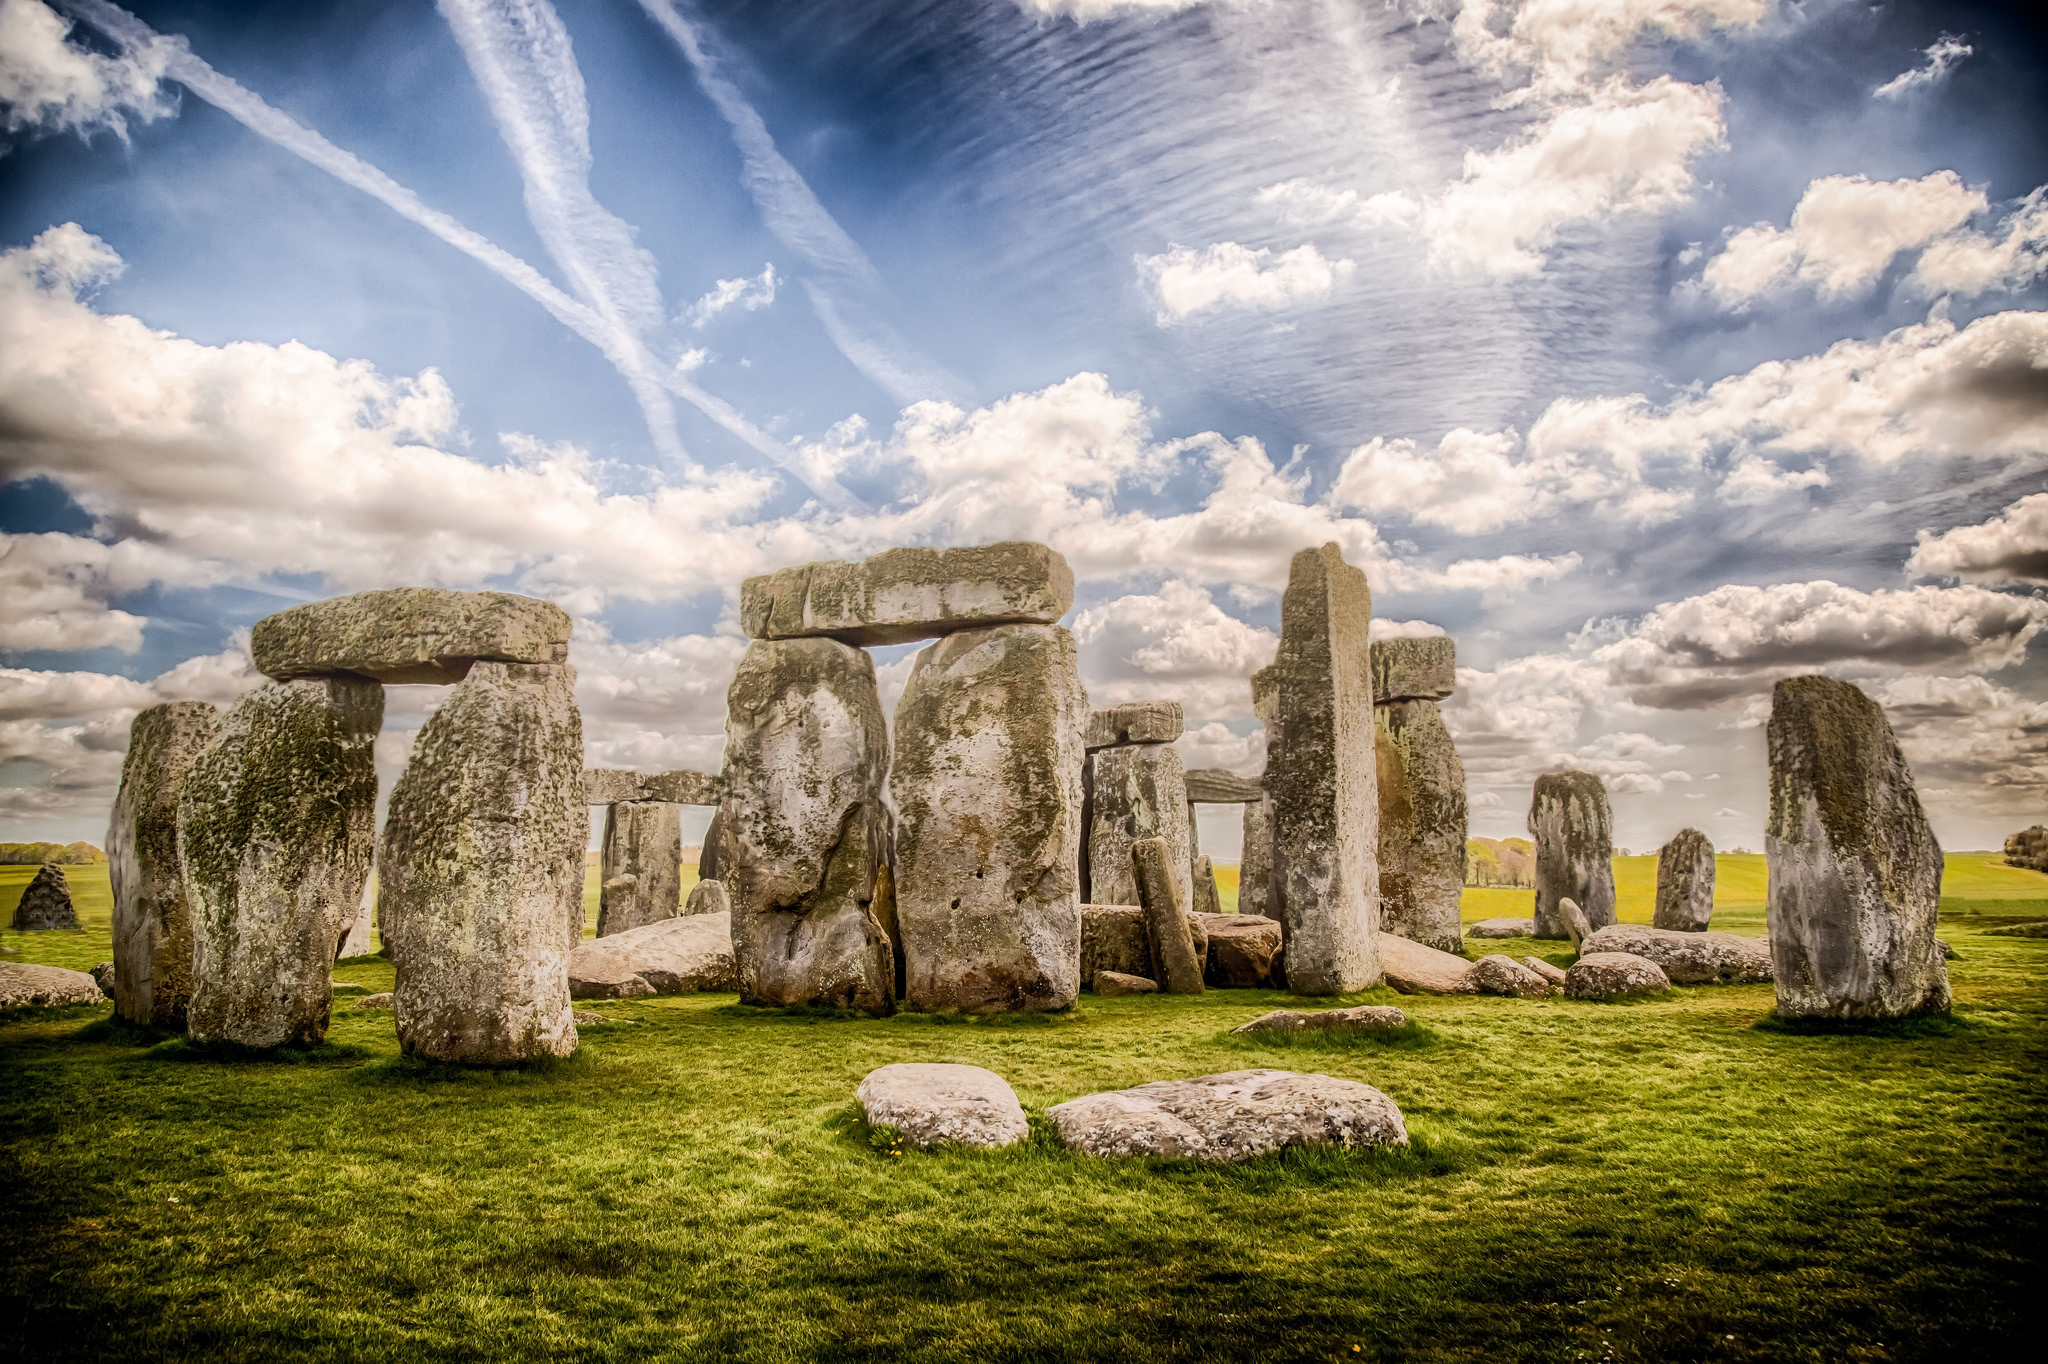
[741,542,1074,647]
[1369,636,1455,703]
[252,588,571,685]
[1085,701,1184,749]
[1184,768,1265,804]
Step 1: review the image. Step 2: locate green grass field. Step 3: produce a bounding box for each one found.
[2,858,2043,1361]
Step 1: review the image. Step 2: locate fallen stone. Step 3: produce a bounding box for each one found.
[1202,914,1283,989]
[357,992,395,1009]
[1375,697,1467,953]
[91,962,117,998]
[1191,855,1224,916]
[1094,970,1158,996]
[1238,795,1273,918]
[0,962,106,1009]
[719,638,894,1014]
[1558,897,1595,952]
[1048,1069,1408,1161]
[1654,827,1717,931]
[1767,676,1950,1020]
[640,770,721,805]
[597,801,683,939]
[856,1062,1030,1150]
[1370,636,1455,703]
[1467,917,1537,938]
[1081,904,1152,983]
[1469,954,1553,998]
[1135,836,1205,994]
[1377,932,1475,995]
[1232,1005,1408,1034]
[893,623,1088,1012]
[1085,701,1183,749]
[251,587,571,685]
[381,662,583,1063]
[743,542,1075,648]
[1581,924,1772,985]
[683,878,729,917]
[568,910,737,1000]
[10,864,77,931]
[1529,771,1617,939]
[1522,956,1568,987]
[1087,742,1193,915]
[1565,951,1672,999]
[1183,769,1265,803]
[583,769,645,805]
[108,701,220,1029]
[183,677,382,1049]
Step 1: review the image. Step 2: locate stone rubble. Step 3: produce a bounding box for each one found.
[1521,956,1568,988]
[0,961,106,1009]
[1467,917,1536,938]
[567,912,737,999]
[1201,914,1283,989]
[1565,952,1671,999]
[1581,924,1772,985]
[1094,970,1158,996]
[1377,932,1476,995]
[1469,954,1554,998]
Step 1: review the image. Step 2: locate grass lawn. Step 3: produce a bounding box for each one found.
[2,860,2043,1361]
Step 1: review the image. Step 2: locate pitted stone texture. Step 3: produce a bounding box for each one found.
[684,879,729,917]
[598,802,683,939]
[1233,1005,1407,1035]
[1582,924,1771,984]
[699,805,729,881]
[743,542,1075,648]
[1048,1069,1408,1161]
[1202,914,1282,988]
[1522,956,1568,987]
[893,623,1087,1013]
[252,588,570,685]
[1087,744,1193,921]
[1370,636,1455,703]
[10,864,76,931]
[583,769,645,805]
[1184,769,1265,804]
[1530,772,1616,939]
[357,992,394,1009]
[181,677,381,1049]
[1470,954,1553,998]
[1468,917,1536,938]
[1767,676,1950,1020]
[1654,828,1717,931]
[1378,933,1476,995]
[568,912,736,999]
[1239,795,1273,919]
[1095,970,1158,996]
[719,638,894,1015]
[1375,699,1467,953]
[1192,856,1224,916]
[1559,897,1594,952]
[380,662,583,1064]
[0,962,105,1009]
[92,962,117,997]
[1267,543,1381,994]
[1565,952,1671,999]
[857,1063,1029,1150]
[1134,836,1205,995]
[336,894,376,959]
[1086,702,1183,749]
[109,701,220,1027]
[1081,904,1151,984]
[640,770,721,805]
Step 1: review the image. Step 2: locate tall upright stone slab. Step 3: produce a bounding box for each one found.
[1766,676,1949,1020]
[380,662,584,1063]
[1088,744,1193,913]
[597,801,684,938]
[1267,543,1381,994]
[180,678,382,1048]
[1529,771,1616,940]
[10,864,77,930]
[1375,698,1467,953]
[1240,666,1279,920]
[1653,827,1716,932]
[892,623,1088,1012]
[718,638,894,1015]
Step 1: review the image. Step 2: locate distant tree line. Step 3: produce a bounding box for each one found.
[1465,837,1534,888]
[0,841,105,866]
[2007,826,2048,873]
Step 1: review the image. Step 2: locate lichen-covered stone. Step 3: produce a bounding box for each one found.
[1233,1004,1406,1035]
[380,662,583,1063]
[857,1063,1029,1150]
[568,911,735,999]
[717,638,894,1014]
[742,542,1075,647]
[107,701,219,1027]
[1086,743,1193,918]
[1378,932,1475,994]
[1375,698,1467,953]
[683,878,729,917]
[10,863,77,931]
[91,962,117,997]
[1191,855,1224,916]
[1085,701,1183,749]
[1467,917,1536,938]
[1766,676,1949,1020]
[1202,914,1282,988]
[181,677,382,1048]
[336,892,376,959]
[1267,543,1381,994]
[597,802,683,938]
[1559,897,1594,951]
[699,804,728,881]
[1521,956,1568,988]
[1134,836,1205,994]
[1565,951,1671,999]
[582,768,644,805]
[251,588,570,684]
[1370,636,1455,702]
[1183,769,1265,803]
[1081,904,1151,983]
[1094,970,1158,996]
[892,623,1087,1012]
[1239,795,1274,919]
[1653,827,1716,931]
[1469,954,1552,998]
[1581,924,1772,985]
[1529,771,1616,939]
[1048,1069,1408,1161]
[640,770,721,805]
[0,961,105,1009]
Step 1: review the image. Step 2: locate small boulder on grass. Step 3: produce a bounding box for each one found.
[91,962,117,999]
[1521,956,1568,988]
[1467,917,1536,939]
[1378,933,1475,994]
[1233,1004,1407,1034]
[356,992,395,1009]
[10,864,77,931]
[1047,1069,1408,1161]
[0,962,104,1009]
[1565,952,1671,999]
[1469,954,1552,998]
[856,1063,1028,1150]
[1094,970,1158,996]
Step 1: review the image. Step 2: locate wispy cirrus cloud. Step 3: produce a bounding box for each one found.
[1874,33,1971,100]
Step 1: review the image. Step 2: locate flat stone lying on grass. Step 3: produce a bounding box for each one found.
[1047,1069,1408,1161]
[744,542,1075,647]
[856,1062,1030,1150]
[1201,914,1283,988]
[10,864,77,931]
[91,962,116,998]
[1378,932,1475,994]
[1565,952,1671,999]
[252,587,572,685]
[1094,970,1158,996]
[1467,917,1537,938]
[683,879,729,917]
[0,962,105,1009]
[1232,1004,1407,1034]
[1469,954,1553,998]
[1581,924,1773,984]
[1522,957,1568,988]
[567,912,737,999]
[357,993,394,1009]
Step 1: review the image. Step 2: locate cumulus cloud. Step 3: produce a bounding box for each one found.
[1866,674,2048,817]
[0,0,171,144]
[1016,0,1222,21]
[1071,580,1277,719]
[0,533,149,652]
[682,262,777,328]
[1874,34,1971,101]
[1137,241,1354,322]
[1909,493,2048,587]
[1910,190,2048,300]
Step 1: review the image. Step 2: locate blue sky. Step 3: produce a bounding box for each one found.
[2,0,2045,856]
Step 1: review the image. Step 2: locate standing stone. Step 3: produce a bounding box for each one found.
[699,804,729,881]
[1266,543,1380,994]
[718,638,894,1015]
[1191,855,1224,916]
[1238,796,1274,919]
[1133,837,1204,995]
[1081,904,1152,982]
[683,879,729,917]
[743,542,1074,647]
[1766,676,1949,1020]
[181,677,382,1048]
[1653,827,1716,931]
[380,662,584,1063]
[251,587,571,684]
[1088,744,1193,915]
[336,884,376,959]
[108,701,220,1027]
[1374,697,1467,953]
[597,801,683,938]
[1529,771,1616,940]
[10,864,77,930]
[892,623,1088,1012]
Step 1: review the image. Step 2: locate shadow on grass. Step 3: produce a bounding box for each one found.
[0,1001,113,1031]
[1223,1019,1441,1053]
[1752,1009,1976,1039]
[140,1035,376,1066]
[348,1047,598,1086]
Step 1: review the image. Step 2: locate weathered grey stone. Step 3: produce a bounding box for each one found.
[640,770,721,805]
[1135,836,1205,994]
[1191,855,1224,916]
[1558,897,1594,952]
[1469,954,1552,998]
[1094,970,1158,996]
[698,805,729,881]
[1085,701,1183,749]
[743,542,1075,647]
[718,638,894,1014]
[1081,904,1151,983]
[380,662,583,1063]
[91,962,117,998]
[181,677,382,1049]
[1267,543,1381,994]
[1653,827,1716,931]
[1086,743,1193,919]
[582,768,645,805]
[1233,1004,1407,1034]
[1375,698,1467,953]
[1767,676,1950,1020]
[1183,769,1265,803]
[1202,914,1283,988]
[251,588,570,685]
[1239,795,1274,919]
[857,1062,1029,1149]
[356,991,395,1009]
[10,864,76,931]
[892,623,1087,1012]
[1048,1069,1408,1161]
[1521,956,1568,987]
[1582,924,1772,985]
[1467,917,1537,938]
[1565,951,1671,998]
[597,802,683,939]
[1378,932,1475,994]
[567,911,737,999]
[108,701,220,1028]
[1370,636,1455,703]
[683,878,729,917]
[0,961,105,1009]
[1530,771,1616,939]
[335,891,376,959]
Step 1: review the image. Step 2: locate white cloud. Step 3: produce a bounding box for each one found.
[0,532,148,652]
[1715,454,1828,505]
[683,262,777,328]
[1137,241,1354,322]
[1865,674,2048,818]
[1449,0,1771,99]
[0,0,171,143]
[1874,34,1971,100]
[1908,493,2048,587]
[1910,190,2048,300]
[1255,179,1420,231]
[1176,719,1266,777]
[1071,579,1277,720]
[1015,0,1222,21]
